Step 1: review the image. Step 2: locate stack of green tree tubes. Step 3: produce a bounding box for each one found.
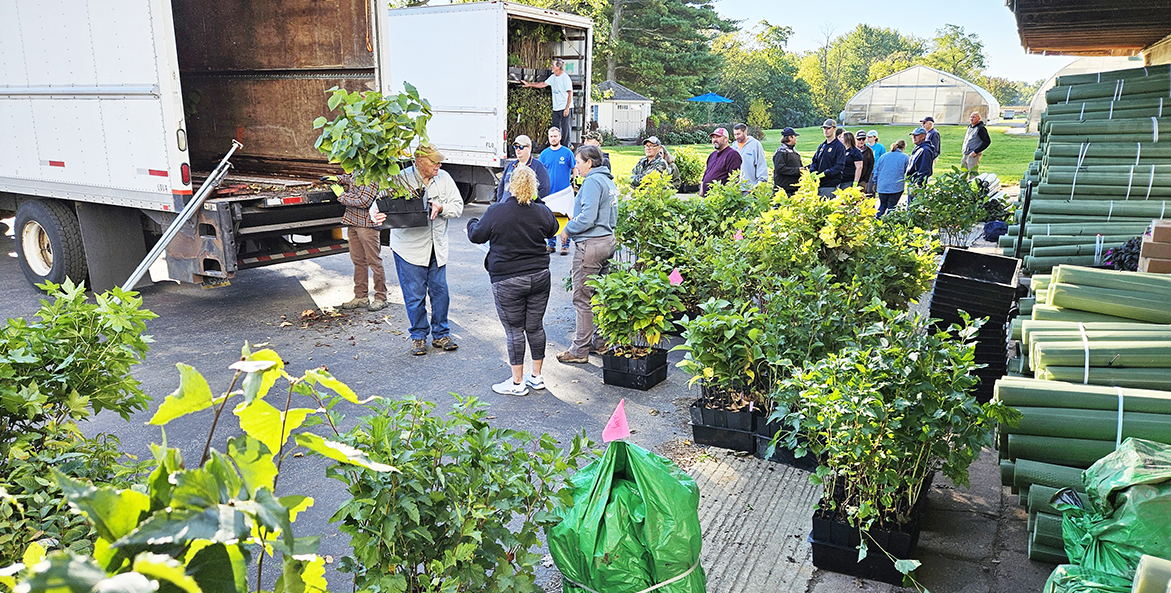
[1008,65,1171,272]
[993,376,1171,562]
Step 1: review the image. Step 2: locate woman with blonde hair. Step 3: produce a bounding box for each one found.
[466,165,560,396]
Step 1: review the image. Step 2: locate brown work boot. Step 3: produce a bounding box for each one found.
[410,339,427,356]
[340,297,368,310]
[557,350,589,364]
[432,336,458,351]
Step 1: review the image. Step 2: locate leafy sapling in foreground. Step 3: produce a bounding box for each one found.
[4,345,392,593]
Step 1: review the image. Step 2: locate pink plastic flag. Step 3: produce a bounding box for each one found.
[733,229,743,241]
[602,399,631,442]
[668,268,683,286]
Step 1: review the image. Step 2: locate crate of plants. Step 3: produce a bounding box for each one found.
[312,83,435,229]
[588,261,684,391]
[775,306,1017,585]
[674,298,766,453]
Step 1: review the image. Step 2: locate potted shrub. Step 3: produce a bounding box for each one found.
[671,146,704,194]
[673,298,767,452]
[313,84,434,228]
[773,303,1019,584]
[907,168,986,248]
[588,262,684,390]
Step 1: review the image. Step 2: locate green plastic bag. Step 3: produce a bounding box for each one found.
[1047,438,1171,591]
[548,441,705,593]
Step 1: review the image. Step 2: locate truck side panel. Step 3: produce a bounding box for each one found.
[384,4,507,169]
[0,0,186,211]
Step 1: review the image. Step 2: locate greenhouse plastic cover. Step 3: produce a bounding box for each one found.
[1044,438,1171,592]
[548,441,706,593]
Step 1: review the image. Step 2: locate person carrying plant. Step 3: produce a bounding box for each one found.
[539,126,575,255]
[372,144,465,356]
[522,58,574,144]
[328,173,389,312]
[466,166,559,396]
[629,136,671,188]
[557,144,618,364]
[772,127,802,196]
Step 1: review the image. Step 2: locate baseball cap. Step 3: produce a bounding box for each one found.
[782,127,799,137]
[710,127,728,138]
[867,130,879,138]
[821,119,837,129]
[643,136,662,146]
[920,116,935,123]
[911,127,927,135]
[414,143,446,163]
[583,130,602,142]
[855,130,866,138]
[514,135,532,147]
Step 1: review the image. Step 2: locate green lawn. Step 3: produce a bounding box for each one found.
[606,125,1038,187]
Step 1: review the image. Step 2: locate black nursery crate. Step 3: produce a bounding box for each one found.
[810,537,907,585]
[602,348,669,391]
[753,417,819,470]
[938,247,1021,290]
[375,196,430,229]
[603,366,667,391]
[690,423,755,453]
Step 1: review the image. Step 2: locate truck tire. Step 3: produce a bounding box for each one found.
[14,200,88,287]
[456,181,475,205]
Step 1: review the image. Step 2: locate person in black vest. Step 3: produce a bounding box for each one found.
[772,127,802,196]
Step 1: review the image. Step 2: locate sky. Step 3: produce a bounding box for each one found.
[713,0,1075,82]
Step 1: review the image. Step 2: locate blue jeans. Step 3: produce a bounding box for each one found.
[393,252,450,340]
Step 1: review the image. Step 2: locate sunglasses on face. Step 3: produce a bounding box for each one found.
[514,144,529,150]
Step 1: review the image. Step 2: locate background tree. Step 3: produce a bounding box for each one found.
[713,21,816,127]
[604,0,737,114]
[919,24,986,81]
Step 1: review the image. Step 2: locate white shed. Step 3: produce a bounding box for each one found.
[591,80,653,140]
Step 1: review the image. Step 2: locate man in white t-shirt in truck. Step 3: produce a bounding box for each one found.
[523,59,574,144]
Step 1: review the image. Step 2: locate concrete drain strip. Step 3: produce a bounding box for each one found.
[690,455,822,593]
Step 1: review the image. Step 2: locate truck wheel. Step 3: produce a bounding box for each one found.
[14,200,88,287]
[456,182,475,205]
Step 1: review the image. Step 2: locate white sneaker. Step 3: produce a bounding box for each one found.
[525,374,546,390]
[492,379,529,396]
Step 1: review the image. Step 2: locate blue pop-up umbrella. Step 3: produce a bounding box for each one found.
[686,92,733,124]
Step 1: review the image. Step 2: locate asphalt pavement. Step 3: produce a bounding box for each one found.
[0,208,699,590]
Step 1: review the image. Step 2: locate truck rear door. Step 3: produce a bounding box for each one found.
[382,3,506,169]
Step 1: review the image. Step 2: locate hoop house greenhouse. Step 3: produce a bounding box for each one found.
[842,65,1001,126]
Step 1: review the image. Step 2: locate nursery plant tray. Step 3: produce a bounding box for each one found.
[689,423,754,453]
[602,348,669,391]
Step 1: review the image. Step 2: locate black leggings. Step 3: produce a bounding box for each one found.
[490,269,551,365]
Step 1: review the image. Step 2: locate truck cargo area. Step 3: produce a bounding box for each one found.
[169,0,372,277]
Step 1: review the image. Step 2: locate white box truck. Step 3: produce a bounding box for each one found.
[0,0,592,291]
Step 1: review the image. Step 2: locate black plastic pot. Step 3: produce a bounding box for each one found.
[689,400,755,453]
[679,183,700,194]
[809,476,932,584]
[375,196,429,229]
[601,348,668,391]
[695,385,756,432]
[754,417,819,471]
[690,423,755,453]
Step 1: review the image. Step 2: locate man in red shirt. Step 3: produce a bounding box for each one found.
[700,127,743,195]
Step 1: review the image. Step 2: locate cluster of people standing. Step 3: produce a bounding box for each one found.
[332,132,618,398]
